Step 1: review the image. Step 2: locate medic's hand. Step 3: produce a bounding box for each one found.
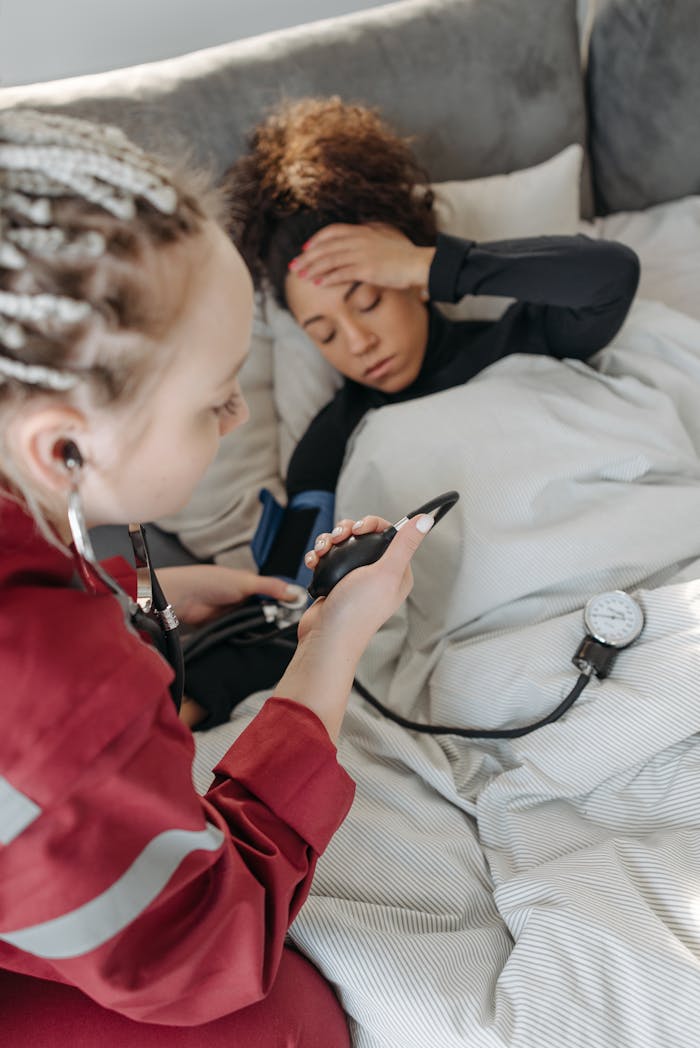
[156,565,302,626]
[288,223,436,295]
[273,512,434,742]
[297,512,434,652]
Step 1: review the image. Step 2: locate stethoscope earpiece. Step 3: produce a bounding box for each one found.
[61,439,84,472]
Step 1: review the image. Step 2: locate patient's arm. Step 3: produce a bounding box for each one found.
[429,232,641,357]
[293,224,640,359]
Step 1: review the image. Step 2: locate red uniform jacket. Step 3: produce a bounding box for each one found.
[0,495,355,1025]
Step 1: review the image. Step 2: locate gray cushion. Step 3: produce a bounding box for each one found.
[587,0,700,214]
[0,0,587,195]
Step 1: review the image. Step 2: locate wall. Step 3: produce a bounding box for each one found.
[0,0,391,87]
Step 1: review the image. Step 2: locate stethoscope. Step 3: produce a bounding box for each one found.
[64,440,311,713]
[67,464,645,736]
[64,441,185,710]
[72,513,310,715]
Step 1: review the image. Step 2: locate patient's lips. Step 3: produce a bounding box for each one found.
[364,355,395,380]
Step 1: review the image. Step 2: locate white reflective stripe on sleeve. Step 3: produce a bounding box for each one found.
[0,822,225,958]
[0,775,41,845]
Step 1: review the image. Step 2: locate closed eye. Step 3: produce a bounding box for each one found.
[314,290,381,344]
[359,293,381,313]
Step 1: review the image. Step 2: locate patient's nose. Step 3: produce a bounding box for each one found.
[344,317,377,356]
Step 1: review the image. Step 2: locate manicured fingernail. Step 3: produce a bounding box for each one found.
[304,551,315,565]
[314,536,328,550]
[352,519,365,531]
[416,514,435,534]
[285,584,305,599]
[313,277,323,286]
[288,258,299,270]
[298,268,308,279]
[302,240,311,250]
[332,525,343,536]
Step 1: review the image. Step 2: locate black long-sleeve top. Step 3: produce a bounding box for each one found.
[285,232,640,498]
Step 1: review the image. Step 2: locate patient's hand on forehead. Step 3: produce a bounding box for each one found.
[283,223,433,394]
[287,222,435,295]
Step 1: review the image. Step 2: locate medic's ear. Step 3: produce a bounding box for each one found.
[6,405,89,497]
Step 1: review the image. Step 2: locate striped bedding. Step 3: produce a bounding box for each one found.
[194,297,700,1047]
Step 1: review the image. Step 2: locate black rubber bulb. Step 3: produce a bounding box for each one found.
[307,529,395,600]
[307,490,460,600]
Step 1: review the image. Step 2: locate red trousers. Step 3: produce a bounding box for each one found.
[0,948,351,1047]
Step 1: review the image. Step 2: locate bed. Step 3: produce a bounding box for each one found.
[191,203,700,1048]
[2,1,699,1044]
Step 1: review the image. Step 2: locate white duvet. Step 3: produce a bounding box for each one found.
[194,295,700,1046]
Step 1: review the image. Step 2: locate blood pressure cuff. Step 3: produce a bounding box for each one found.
[251,487,335,588]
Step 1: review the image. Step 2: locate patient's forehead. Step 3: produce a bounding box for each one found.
[284,270,362,323]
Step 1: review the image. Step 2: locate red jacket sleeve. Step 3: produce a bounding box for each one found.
[0,686,354,1026]
[100,555,138,597]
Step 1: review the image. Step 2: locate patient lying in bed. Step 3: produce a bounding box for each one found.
[174,92,700,1048]
[193,291,700,1048]
[180,96,639,729]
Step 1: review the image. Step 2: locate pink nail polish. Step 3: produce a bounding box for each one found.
[288,258,299,270]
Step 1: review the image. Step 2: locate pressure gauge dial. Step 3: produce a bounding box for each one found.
[583,590,644,648]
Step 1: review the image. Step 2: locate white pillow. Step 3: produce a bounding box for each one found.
[429,143,582,246]
[266,296,344,471]
[271,143,584,475]
[582,195,700,323]
[430,142,583,322]
[155,298,284,570]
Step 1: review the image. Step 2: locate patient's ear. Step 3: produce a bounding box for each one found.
[7,404,89,496]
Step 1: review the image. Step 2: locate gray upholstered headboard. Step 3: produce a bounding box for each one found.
[4,0,697,568]
[0,0,589,205]
[1,0,698,213]
[586,0,700,214]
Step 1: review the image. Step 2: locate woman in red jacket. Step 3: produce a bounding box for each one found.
[0,109,434,1046]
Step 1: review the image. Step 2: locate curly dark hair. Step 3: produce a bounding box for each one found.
[225,97,437,306]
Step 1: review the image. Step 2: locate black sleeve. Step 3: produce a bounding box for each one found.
[428,232,641,359]
[285,399,352,498]
[259,397,360,580]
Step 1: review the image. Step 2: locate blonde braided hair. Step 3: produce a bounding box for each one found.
[0,107,222,532]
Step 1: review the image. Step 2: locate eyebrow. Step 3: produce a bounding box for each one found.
[301,281,362,329]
